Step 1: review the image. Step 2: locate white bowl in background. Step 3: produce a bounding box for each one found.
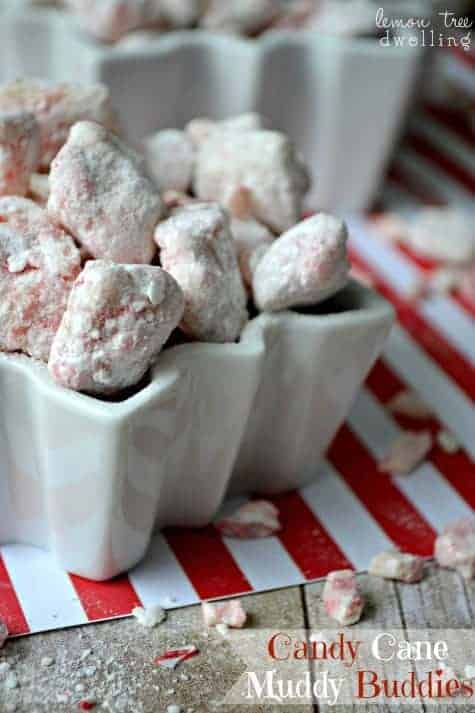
[0,8,422,212]
[0,282,393,580]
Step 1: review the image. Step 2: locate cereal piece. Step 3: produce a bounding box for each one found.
[0,112,39,196]
[65,0,163,42]
[193,129,310,233]
[252,213,350,312]
[0,617,8,648]
[387,389,433,419]
[406,208,475,265]
[132,605,166,628]
[215,500,281,538]
[0,196,81,361]
[202,599,247,628]
[0,79,115,169]
[48,260,184,395]
[378,431,433,476]
[231,217,273,287]
[48,121,162,264]
[159,0,201,27]
[323,570,364,626]
[436,429,460,454]
[200,0,278,35]
[154,203,248,342]
[144,129,195,193]
[435,518,475,580]
[186,113,264,146]
[369,551,424,583]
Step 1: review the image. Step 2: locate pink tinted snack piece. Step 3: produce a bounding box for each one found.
[48,121,162,265]
[252,213,350,312]
[215,500,281,538]
[435,518,475,580]
[0,80,115,169]
[387,389,433,419]
[154,202,248,342]
[202,599,247,628]
[144,129,195,194]
[323,570,364,626]
[231,217,274,287]
[193,129,310,233]
[0,112,39,197]
[369,551,424,583]
[0,197,81,361]
[65,0,163,42]
[49,260,184,395]
[186,113,264,147]
[159,0,202,27]
[378,430,433,476]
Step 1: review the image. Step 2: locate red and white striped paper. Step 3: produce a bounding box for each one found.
[1,55,474,639]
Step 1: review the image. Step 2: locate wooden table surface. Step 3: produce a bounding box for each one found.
[1,562,474,712]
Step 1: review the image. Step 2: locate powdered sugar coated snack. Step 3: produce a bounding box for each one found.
[230,217,274,287]
[387,389,433,419]
[132,605,166,628]
[186,113,264,147]
[65,0,163,42]
[0,196,81,361]
[48,121,162,264]
[200,0,278,35]
[202,599,247,628]
[159,0,202,27]
[48,260,184,395]
[435,518,475,580]
[0,80,115,169]
[378,430,433,476]
[369,551,424,583]
[193,129,310,233]
[0,112,39,197]
[323,570,364,626]
[215,500,281,538]
[252,213,350,312]
[144,129,195,193]
[406,208,475,265]
[154,202,248,342]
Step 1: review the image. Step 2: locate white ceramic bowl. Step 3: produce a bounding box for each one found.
[0,8,422,212]
[0,282,393,580]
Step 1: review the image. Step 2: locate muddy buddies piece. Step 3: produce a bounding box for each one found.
[323,570,364,626]
[0,112,39,196]
[230,217,274,287]
[0,197,81,361]
[48,121,162,264]
[202,599,247,628]
[186,113,264,146]
[154,202,248,342]
[193,129,310,233]
[65,0,163,42]
[369,551,424,583]
[406,208,475,265]
[0,80,115,169]
[435,518,475,580]
[159,0,202,27]
[48,260,184,394]
[252,213,350,312]
[200,0,278,34]
[144,129,195,193]
[378,430,433,476]
[215,500,281,538]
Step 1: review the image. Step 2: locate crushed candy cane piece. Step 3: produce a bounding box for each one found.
[405,208,475,265]
[154,646,199,670]
[387,389,433,419]
[436,429,460,454]
[435,518,475,580]
[78,699,97,710]
[202,599,247,628]
[215,500,281,538]
[323,570,364,626]
[48,260,184,395]
[144,129,195,194]
[154,202,248,342]
[0,617,8,648]
[378,431,433,476]
[252,213,350,312]
[0,196,81,361]
[48,121,162,264]
[0,79,115,169]
[0,111,39,196]
[186,113,264,146]
[369,551,424,583]
[194,128,309,233]
[132,605,166,628]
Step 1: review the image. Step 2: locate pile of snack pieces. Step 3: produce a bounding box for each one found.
[26,0,386,44]
[0,78,354,396]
